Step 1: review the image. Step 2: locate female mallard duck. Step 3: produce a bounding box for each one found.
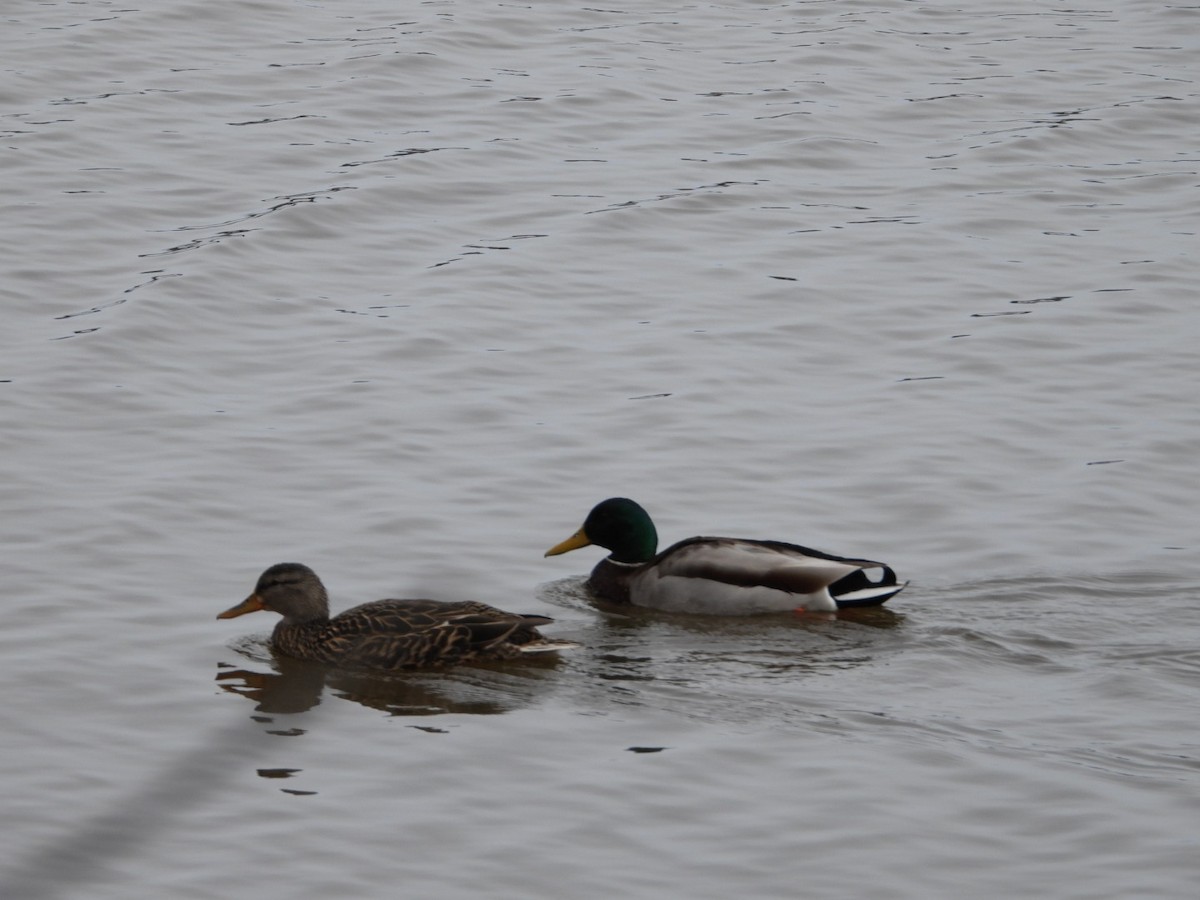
[545,498,905,614]
[217,563,574,670]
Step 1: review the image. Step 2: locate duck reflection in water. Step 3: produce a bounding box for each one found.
[215,651,567,717]
[534,575,906,696]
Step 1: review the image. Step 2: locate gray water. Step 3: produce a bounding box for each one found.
[2,1,1198,898]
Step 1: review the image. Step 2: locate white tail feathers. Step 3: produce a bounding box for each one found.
[518,639,581,654]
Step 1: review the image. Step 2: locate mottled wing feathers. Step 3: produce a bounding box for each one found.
[277,598,556,670]
[331,598,505,635]
[323,627,523,669]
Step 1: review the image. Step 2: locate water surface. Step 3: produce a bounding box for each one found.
[2,1,1198,898]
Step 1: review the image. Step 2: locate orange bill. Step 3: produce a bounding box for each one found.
[217,593,265,620]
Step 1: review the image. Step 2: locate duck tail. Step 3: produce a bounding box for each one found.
[517,638,581,654]
[830,565,906,608]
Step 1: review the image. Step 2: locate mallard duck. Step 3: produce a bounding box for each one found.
[545,498,905,614]
[217,563,574,670]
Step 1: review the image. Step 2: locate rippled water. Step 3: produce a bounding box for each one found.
[3,1,1198,898]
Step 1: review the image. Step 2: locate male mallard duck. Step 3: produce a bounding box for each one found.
[545,498,905,614]
[217,563,574,670]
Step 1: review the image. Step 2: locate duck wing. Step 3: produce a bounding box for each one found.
[655,537,882,593]
[319,599,556,670]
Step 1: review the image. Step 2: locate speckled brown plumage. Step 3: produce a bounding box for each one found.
[218,563,571,671]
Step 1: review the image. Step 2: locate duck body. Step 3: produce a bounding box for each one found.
[547,498,904,615]
[218,563,572,671]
